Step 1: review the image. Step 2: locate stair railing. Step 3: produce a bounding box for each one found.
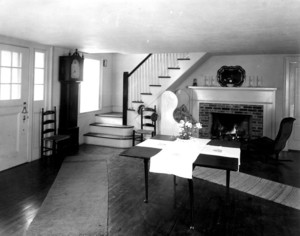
[123,53,189,125]
[123,54,152,125]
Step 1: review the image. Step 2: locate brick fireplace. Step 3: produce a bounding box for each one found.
[199,103,263,139]
[188,86,277,139]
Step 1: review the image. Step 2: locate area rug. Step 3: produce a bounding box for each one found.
[193,167,300,210]
[26,158,108,236]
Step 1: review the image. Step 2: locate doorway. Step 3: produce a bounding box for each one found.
[285,56,300,151]
[0,45,30,171]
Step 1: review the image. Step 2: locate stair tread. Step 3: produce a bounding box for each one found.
[90,123,134,128]
[177,58,190,60]
[158,75,171,78]
[95,112,122,118]
[84,132,133,139]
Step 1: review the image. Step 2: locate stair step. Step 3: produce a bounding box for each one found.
[90,123,133,129]
[158,75,171,79]
[168,67,180,70]
[95,112,122,125]
[132,101,144,103]
[141,93,152,95]
[177,58,190,61]
[84,132,132,139]
[84,132,133,148]
[95,112,122,118]
[149,84,162,87]
[90,123,133,136]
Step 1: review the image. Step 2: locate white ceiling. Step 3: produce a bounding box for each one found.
[0,0,300,54]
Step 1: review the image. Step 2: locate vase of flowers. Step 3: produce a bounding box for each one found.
[178,118,202,140]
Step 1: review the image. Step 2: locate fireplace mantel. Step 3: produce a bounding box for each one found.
[187,86,277,138]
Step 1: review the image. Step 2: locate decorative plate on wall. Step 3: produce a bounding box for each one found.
[217,65,246,87]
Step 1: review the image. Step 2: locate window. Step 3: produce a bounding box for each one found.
[80,58,102,113]
[0,50,22,100]
[34,51,45,101]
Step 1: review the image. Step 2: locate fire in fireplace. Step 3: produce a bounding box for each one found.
[210,113,252,141]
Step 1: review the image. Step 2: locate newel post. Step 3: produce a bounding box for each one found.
[123,71,129,125]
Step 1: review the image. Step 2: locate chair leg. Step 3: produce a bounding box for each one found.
[52,142,56,158]
[132,130,136,146]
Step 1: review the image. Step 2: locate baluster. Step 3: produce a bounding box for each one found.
[145,60,149,93]
[158,54,162,76]
[173,53,177,68]
[142,65,145,93]
[166,53,169,74]
[137,69,141,102]
[149,58,152,89]
[131,74,135,103]
[154,55,158,84]
[172,53,178,67]
[134,74,137,102]
[164,53,167,75]
[128,76,132,107]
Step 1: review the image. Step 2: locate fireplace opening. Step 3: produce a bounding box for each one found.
[210,113,252,141]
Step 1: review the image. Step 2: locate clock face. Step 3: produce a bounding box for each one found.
[71,59,80,79]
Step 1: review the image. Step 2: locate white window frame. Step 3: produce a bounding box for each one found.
[33,50,46,101]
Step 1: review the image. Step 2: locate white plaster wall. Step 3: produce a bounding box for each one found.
[175,54,291,133]
[52,47,70,110]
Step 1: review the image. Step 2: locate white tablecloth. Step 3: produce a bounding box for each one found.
[138,138,240,179]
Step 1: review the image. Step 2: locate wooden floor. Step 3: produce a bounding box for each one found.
[0,145,299,236]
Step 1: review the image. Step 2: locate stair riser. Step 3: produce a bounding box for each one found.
[95,116,122,125]
[90,126,133,136]
[84,136,132,148]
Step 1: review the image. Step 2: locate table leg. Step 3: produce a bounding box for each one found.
[143,159,149,203]
[226,170,230,201]
[188,179,195,230]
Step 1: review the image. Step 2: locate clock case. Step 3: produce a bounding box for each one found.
[59,50,83,82]
[58,50,84,152]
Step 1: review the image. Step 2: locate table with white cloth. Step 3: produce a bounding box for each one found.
[119,135,240,229]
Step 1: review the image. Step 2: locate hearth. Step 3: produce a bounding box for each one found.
[210,113,251,141]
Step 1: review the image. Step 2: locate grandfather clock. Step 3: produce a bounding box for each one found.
[58,49,84,150]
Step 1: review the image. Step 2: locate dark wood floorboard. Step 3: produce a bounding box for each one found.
[0,145,299,235]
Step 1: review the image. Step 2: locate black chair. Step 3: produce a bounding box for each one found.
[247,117,296,161]
[132,105,158,146]
[41,107,70,158]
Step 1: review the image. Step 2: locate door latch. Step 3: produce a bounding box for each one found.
[22,102,28,122]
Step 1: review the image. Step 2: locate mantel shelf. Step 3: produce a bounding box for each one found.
[187,86,277,91]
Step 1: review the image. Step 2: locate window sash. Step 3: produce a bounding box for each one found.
[80,58,102,113]
[0,50,22,100]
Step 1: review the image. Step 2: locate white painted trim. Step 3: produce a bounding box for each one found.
[188,86,277,138]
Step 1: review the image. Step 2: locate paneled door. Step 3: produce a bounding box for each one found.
[0,45,30,171]
[285,57,300,151]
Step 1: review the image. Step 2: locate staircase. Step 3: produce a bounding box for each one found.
[125,52,207,128]
[84,112,133,148]
[84,52,208,148]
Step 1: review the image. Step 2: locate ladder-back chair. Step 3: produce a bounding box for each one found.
[41,107,70,158]
[132,105,158,146]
